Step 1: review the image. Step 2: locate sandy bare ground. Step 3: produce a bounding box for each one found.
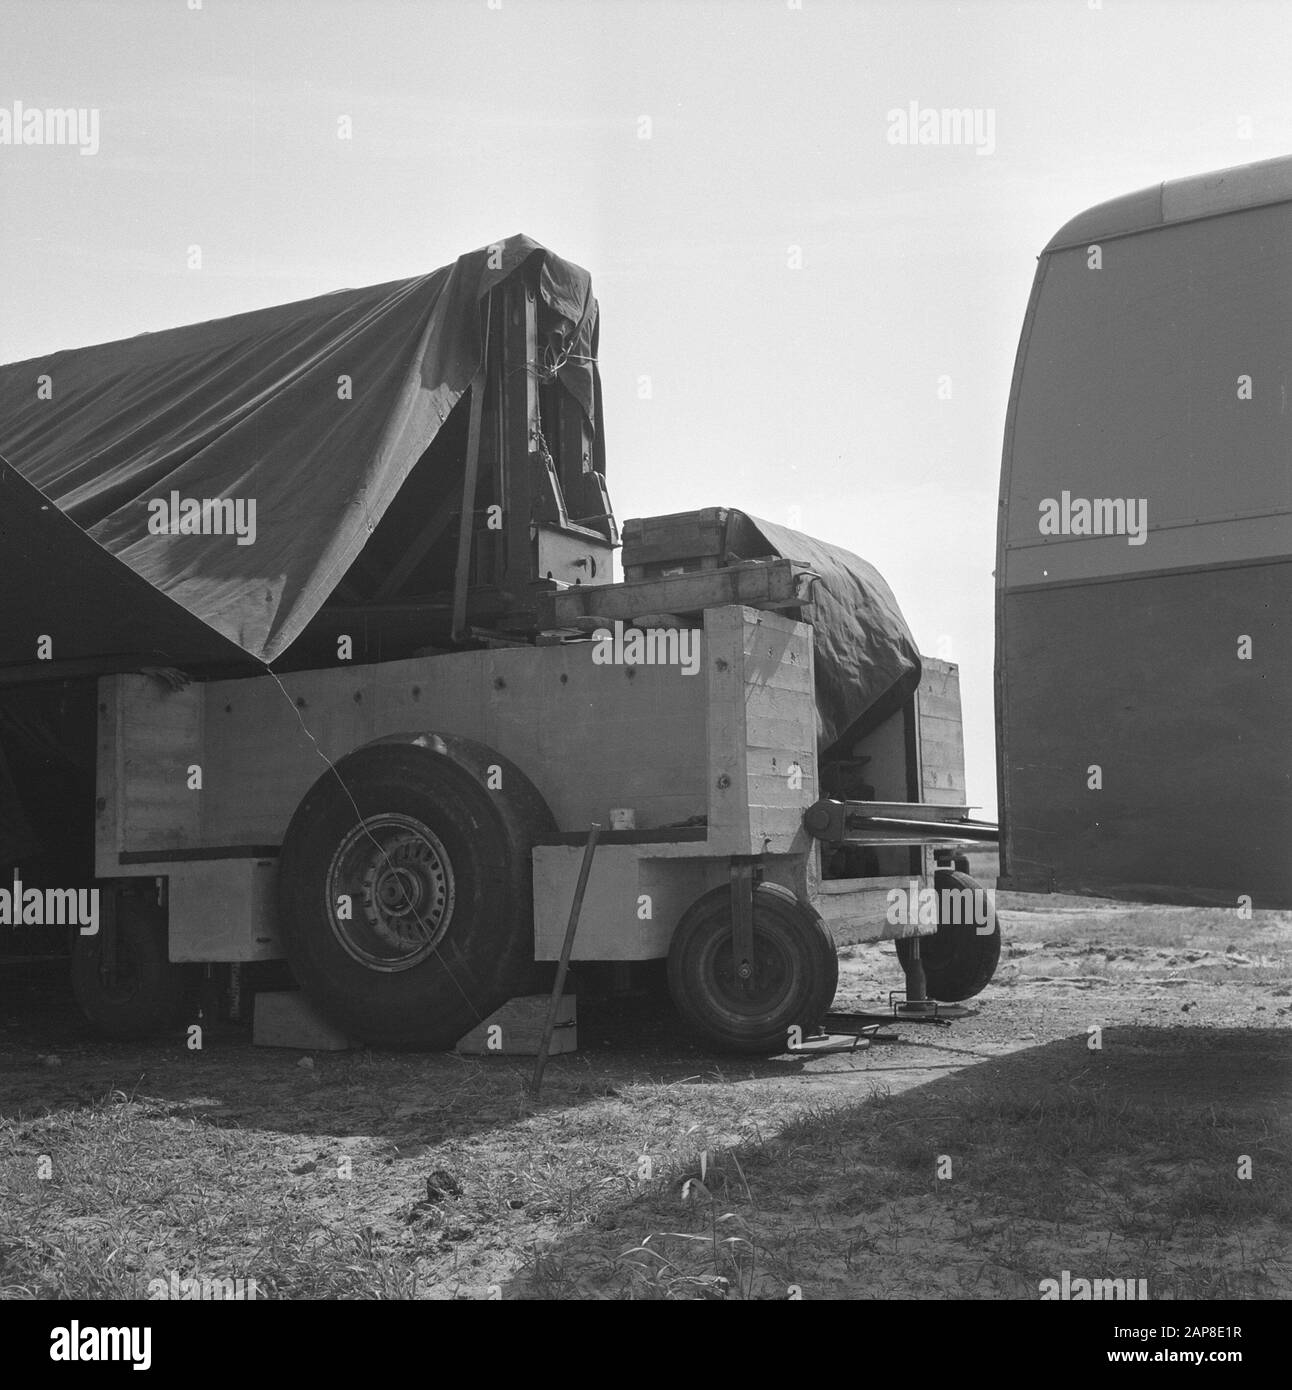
[1,893,1288,1300]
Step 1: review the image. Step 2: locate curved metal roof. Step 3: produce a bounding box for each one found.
[1044,152,1292,252]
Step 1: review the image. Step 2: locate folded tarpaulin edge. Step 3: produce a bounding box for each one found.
[0,453,256,680]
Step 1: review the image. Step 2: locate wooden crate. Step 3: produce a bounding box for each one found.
[455,993,577,1056]
[620,508,731,582]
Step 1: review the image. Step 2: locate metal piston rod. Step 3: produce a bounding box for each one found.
[803,798,999,847]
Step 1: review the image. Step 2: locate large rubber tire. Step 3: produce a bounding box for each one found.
[276,734,554,1049]
[895,870,1001,1002]
[667,882,839,1054]
[71,890,191,1039]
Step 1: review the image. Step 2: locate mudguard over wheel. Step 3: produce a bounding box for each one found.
[276,733,554,1048]
[71,889,192,1039]
[895,869,1001,1002]
[667,881,838,1054]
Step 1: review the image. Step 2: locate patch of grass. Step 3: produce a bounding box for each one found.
[503,1067,1291,1299]
[3,951,1288,1301]
[994,900,1291,954]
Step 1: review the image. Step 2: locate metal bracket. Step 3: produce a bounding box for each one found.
[99,884,119,991]
[729,858,758,994]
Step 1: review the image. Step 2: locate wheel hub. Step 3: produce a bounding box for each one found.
[709,929,792,1011]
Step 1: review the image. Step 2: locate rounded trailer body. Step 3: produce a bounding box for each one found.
[996,155,1292,908]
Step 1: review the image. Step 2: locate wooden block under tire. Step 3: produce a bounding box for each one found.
[455,994,577,1056]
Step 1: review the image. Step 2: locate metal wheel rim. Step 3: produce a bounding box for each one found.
[325,813,455,972]
[699,923,795,1018]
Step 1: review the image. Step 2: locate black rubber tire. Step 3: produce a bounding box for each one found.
[276,734,554,1049]
[71,891,191,1039]
[667,882,839,1054]
[895,870,1000,1002]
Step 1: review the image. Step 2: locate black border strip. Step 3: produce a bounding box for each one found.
[533,828,706,847]
[119,846,280,865]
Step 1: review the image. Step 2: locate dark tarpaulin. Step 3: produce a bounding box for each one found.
[0,235,602,672]
[729,512,922,759]
[0,234,916,815]
[0,455,252,670]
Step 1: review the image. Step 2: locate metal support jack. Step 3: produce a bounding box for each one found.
[886,932,975,1022]
[840,935,977,1028]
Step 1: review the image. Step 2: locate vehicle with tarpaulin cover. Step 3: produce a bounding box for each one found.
[0,236,1000,1051]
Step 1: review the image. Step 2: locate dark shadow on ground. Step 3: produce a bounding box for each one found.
[489,1022,1292,1300]
[0,959,838,1142]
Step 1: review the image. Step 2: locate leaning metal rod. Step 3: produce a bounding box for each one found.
[530,823,601,1096]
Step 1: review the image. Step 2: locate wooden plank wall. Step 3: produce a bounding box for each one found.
[706,607,817,855]
[103,642,709,859]
[102,605,821,868]
[96,676,203,874]
[916,657,966,806]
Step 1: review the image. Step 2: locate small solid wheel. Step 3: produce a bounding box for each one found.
[276,733,554,1048]
[71,890,192,1039]
[895,869,1001,1002]
[667,882,838,1054]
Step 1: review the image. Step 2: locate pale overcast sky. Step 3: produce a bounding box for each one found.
[4,0,1291,814]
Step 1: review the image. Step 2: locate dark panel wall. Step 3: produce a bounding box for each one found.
[998,560,1291,907]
